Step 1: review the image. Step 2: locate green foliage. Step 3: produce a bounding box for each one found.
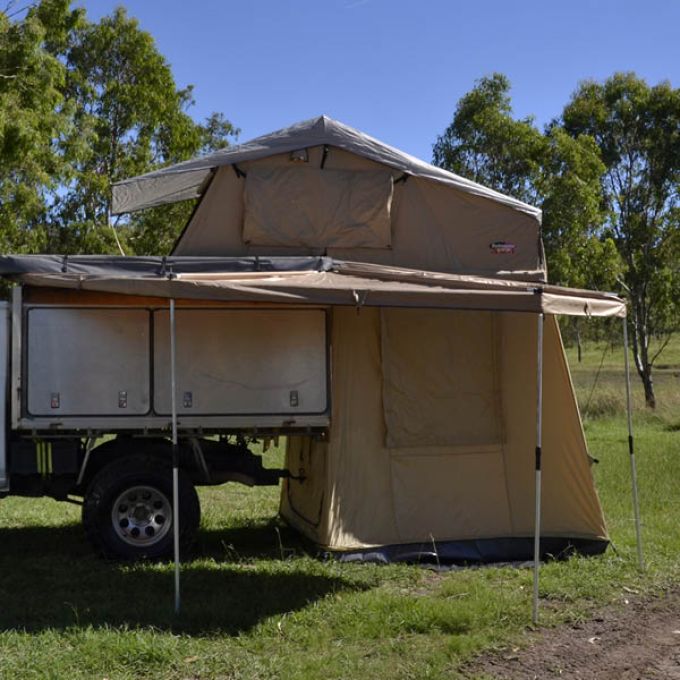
[0,1,238,257]
[0,1,74,253]
[126,201,197,256]
[432,73,543,204]
[539,127,620,289]
[561,73,680,406]
[433,74,622,292]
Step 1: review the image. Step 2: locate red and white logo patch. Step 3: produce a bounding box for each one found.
[490,241,516,255]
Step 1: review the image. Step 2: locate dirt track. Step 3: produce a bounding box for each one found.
[466,591,680,679]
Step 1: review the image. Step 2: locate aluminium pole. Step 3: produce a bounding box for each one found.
[170,298,181,614]
[532,313,545,626]
[623,318,644,571]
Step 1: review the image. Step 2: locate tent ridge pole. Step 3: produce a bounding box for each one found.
[532,312,544,626]
[623,318,644,571]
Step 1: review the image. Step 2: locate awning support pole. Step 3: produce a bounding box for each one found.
[170,298,181,614]
[623,318,644,571]
[532,312,544,626]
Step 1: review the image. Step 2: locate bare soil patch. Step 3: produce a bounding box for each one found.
[466,590,680,679]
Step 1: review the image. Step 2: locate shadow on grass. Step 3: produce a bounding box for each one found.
[196,519,315,561]
[0,522,362,635]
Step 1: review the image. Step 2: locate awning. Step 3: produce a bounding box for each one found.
[0,255,626,318]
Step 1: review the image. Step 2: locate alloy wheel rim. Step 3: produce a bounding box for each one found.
[111,485,172,547]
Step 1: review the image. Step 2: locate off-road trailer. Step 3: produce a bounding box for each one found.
[0,275,330,560]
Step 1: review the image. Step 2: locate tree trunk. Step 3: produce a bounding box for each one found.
[630,299,657,409]
[641,370,656,410]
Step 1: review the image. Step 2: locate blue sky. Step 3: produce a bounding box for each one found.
[79,0,679,162]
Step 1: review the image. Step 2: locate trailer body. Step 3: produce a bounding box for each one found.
[0,286,331,559]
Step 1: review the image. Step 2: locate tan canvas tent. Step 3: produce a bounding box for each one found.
[88,116,636,569]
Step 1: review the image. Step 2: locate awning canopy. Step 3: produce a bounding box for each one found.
[0,255,626,318]
[111,115,542,220]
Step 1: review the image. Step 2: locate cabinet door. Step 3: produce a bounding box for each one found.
[153,309,328,416]
[26,308,151,416]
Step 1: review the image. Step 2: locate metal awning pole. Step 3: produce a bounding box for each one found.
[623,318,644,571]
[170,298,181,614]
[532,312,544,626]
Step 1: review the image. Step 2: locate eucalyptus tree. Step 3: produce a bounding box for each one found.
[0,0,73,253]
[49,5,238,254]
[0,1,237,256]
[561,73,680,408]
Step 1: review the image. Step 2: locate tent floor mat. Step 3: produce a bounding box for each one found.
[325,537,608,565]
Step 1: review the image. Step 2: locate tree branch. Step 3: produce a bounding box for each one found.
[650,333,673,366]
[5,1,37,19]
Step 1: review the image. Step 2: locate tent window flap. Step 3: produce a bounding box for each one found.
[243,167,394,248]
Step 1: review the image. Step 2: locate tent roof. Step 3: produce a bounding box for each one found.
[111,115,542,220]
[0,255,625,318]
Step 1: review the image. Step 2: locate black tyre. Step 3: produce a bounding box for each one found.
[82,454,200,560]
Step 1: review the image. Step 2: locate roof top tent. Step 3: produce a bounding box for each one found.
[108,116,640,579]
[114,115,544,280]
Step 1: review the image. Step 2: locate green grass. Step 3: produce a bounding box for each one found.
[0,337,679,679]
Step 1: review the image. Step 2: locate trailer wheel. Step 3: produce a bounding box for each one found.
[82,454,200,561]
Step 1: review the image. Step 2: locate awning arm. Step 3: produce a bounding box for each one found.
[170,298,181,614]
[623,318,644,571]
[532,312,545,625]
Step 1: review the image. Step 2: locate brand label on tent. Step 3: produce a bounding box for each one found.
[490,241,516,255]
